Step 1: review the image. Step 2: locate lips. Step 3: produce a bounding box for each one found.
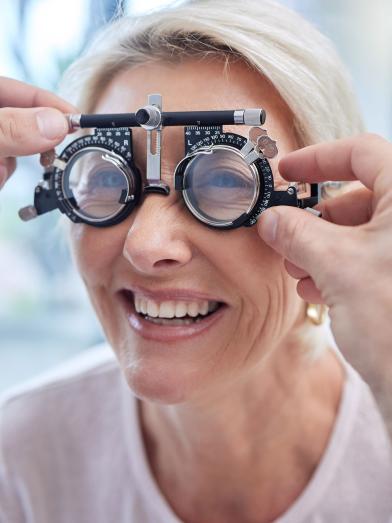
[116,287,228,342]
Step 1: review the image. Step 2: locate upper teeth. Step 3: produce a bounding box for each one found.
[134,297,219,318]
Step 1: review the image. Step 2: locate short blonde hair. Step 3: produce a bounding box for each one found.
[61,0,365,147]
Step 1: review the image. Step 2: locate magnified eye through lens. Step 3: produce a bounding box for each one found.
[63,148,133,221]
[183,146,260,226]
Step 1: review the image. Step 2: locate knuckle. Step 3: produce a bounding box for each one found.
[0,118,10,146]
[8,117,24,142]
[0,113,23,146]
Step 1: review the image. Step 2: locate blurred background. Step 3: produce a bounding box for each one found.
[0,0,391,393]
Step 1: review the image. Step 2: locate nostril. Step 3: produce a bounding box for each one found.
[153,259,180,268]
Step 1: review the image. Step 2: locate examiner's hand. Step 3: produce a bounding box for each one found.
[258,133,392,433]
[0,76,76,189]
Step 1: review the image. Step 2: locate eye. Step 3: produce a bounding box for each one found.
[91,169,125,188]
[208,170,249,189]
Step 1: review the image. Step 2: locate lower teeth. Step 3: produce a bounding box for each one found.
[143,315,206,326]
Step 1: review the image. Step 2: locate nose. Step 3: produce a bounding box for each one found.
[122,193,193,276]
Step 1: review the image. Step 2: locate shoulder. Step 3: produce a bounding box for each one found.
[341,364,392,475]
[283,358,392,522]
[0,345,141,522]
[0,341,118,406]
[0,341,119,410]
[320,361,392,516]
[325,333,392,470]
[0,342,125,464]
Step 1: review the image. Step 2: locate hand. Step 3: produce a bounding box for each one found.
[257,133,392,433]
[0,76,77,189]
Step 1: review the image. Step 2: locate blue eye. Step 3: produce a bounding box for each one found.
[93,170,125,188]
[208,171,248,189]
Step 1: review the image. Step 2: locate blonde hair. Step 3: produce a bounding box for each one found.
[61,0,365,147]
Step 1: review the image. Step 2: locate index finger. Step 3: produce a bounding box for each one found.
[278,133,392,191]
[0,76,77,113]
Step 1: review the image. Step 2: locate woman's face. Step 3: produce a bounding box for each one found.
[69,59,306,404]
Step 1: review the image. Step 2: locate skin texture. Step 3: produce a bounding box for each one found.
[67,59,345,522]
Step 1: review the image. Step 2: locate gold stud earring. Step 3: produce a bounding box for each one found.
[306,303,328,325]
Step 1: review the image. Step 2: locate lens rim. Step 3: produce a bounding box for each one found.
[181,145,260,227]
[54,142,141,227]
[175,142,274,229]
[62,147,131,222]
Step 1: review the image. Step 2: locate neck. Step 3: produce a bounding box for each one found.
[139,324,345,523]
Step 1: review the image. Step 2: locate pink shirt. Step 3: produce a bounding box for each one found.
[1,343,392,522]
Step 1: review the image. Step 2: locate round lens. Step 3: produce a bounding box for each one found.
[63,149,132,221]
[183,147,259,226]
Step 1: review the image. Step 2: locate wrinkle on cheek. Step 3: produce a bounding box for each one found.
[242,274,298,366]
[265,270,292,340]
[240,286,275,367]
[212,292,272,377]
[209,303,245,377]
[236,272,296,370]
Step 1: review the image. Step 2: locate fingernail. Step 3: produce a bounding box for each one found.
[36,109,68,140]
[0,165,8,189]
[259,210,279,244]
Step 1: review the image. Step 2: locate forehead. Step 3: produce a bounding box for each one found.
[93,58,296,153]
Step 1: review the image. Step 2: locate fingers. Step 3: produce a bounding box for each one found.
[279,133,392,191]
[316,186,374,226]
[296,277,324,304]
[0,77,78,157]
[0,76,77,113]
[284,261,324,303]
[0,106,69,156]
[0,157,16,188]
[257,205,351,277]
[284,259,309,279]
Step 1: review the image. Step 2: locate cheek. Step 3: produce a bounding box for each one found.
[68,223,126,284]
[199,225,284,298]
[238,229,299,321]
[202,226,298,332]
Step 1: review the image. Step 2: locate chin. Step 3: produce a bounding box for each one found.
[120,356,198,405]
[103,299,237,404]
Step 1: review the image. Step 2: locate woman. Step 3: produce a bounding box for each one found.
[1,1,391,522]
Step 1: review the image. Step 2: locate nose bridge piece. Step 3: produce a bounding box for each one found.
[143,184,170,196]
[139,93,171,196]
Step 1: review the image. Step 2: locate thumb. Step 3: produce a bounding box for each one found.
[257,206,347,275]
[0,107,69,157]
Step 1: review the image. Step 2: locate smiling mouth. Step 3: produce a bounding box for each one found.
[119,289,225,326]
